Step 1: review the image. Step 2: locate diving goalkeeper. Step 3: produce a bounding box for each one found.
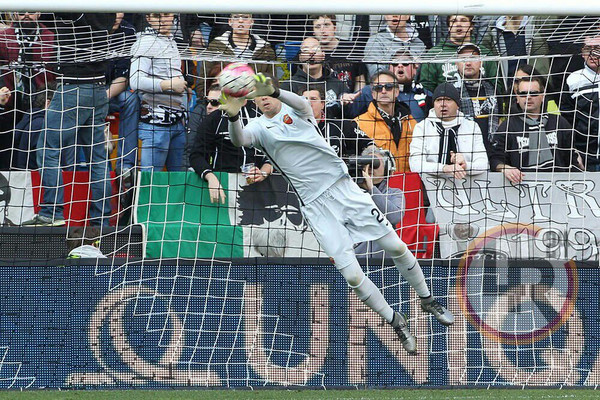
[220,73,454,354]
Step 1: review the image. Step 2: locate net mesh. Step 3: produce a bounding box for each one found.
[0,11,598,389]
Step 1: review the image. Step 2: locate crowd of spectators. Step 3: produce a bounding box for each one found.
[0,12,598,228]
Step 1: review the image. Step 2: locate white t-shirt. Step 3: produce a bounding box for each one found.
[245,103,349,204]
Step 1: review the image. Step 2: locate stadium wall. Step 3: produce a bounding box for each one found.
[0,260,597,389]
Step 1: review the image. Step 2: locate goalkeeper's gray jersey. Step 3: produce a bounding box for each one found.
[245,103,349,204]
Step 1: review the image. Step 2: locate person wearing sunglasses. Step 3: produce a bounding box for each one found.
[354,70,416,173]
[342,51,432,121]
[189,82,272,204]
[185,83,222,168]
[510,64,560,115]
[489,75,582,183]
[563,36,600,171]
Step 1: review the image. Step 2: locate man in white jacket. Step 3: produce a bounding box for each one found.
[410,83,489,178]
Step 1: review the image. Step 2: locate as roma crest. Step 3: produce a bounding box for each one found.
[283,114,293,124]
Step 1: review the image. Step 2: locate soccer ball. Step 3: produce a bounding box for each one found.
[218,63,256,98]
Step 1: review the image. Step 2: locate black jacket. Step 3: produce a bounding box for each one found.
[317,119,373,159]
[561,65,600,169]
[489,112,580,172]
[189,105,267,179]
[53,13,116,80]
[287,67,349,118]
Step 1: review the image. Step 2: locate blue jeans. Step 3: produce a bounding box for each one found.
[37,83,112,226]
[138,121,186,171]
[108,89,140,172]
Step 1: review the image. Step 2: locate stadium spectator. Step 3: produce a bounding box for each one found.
[354,70,416,172]
[310,14,367,92]
[343,51,432,121]
[363,15,426,79]
[511,64,560,114]
[130,12,187,172]
[0,11,55,170]
[66,226,107,259]
[288,36,348,118]
[12,83,54,169]
[545,17,597,91]
[452,43,502,152]
[419,15,500,93]
[489,75,581,183]
[23,13,116,227]
[0,86,12,169]
[0,12,55,113]
[427,15,496,48]
[367,15,435,49]
[330,14,371,52]
[409,82,489,178]
[301,85,373,158]
[189,93,271,204]
[106,13,139,177]
[197,14,276,96]
[482,15,550,87]
[185,83,222,168]
[563,36,600,171]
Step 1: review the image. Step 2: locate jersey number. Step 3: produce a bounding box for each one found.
[371,208,385,224]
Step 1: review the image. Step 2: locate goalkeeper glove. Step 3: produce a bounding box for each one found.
[218,93,245,118]
[245,73,278,99]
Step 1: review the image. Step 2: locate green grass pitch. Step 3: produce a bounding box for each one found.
[0,389,596,400]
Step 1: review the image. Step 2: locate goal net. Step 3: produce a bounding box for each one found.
[0,11,598,389]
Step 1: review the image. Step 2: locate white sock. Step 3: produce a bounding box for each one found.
[376,231,431,298]
[392,250,431,298]
[338,260,394,323]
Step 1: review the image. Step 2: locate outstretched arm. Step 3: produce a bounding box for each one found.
[248,73,313,117]
[228,116,254,148]
[219,93,254,148]
[276,90,313,117]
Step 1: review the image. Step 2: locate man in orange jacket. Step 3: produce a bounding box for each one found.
[354,70,417,172]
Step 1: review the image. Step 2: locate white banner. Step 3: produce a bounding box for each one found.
[0,171,35,226]
[422,172,600,260]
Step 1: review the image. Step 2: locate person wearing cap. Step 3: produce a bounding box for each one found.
[409,82,489,178]
[562,36,600,171]
[354,70,417,173]
[452,43,502,152]
[419,15,502,94]
[489,75,581,183]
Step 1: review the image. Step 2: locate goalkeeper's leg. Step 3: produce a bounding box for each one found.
[376,231,454,326]
[335,248,416,354]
